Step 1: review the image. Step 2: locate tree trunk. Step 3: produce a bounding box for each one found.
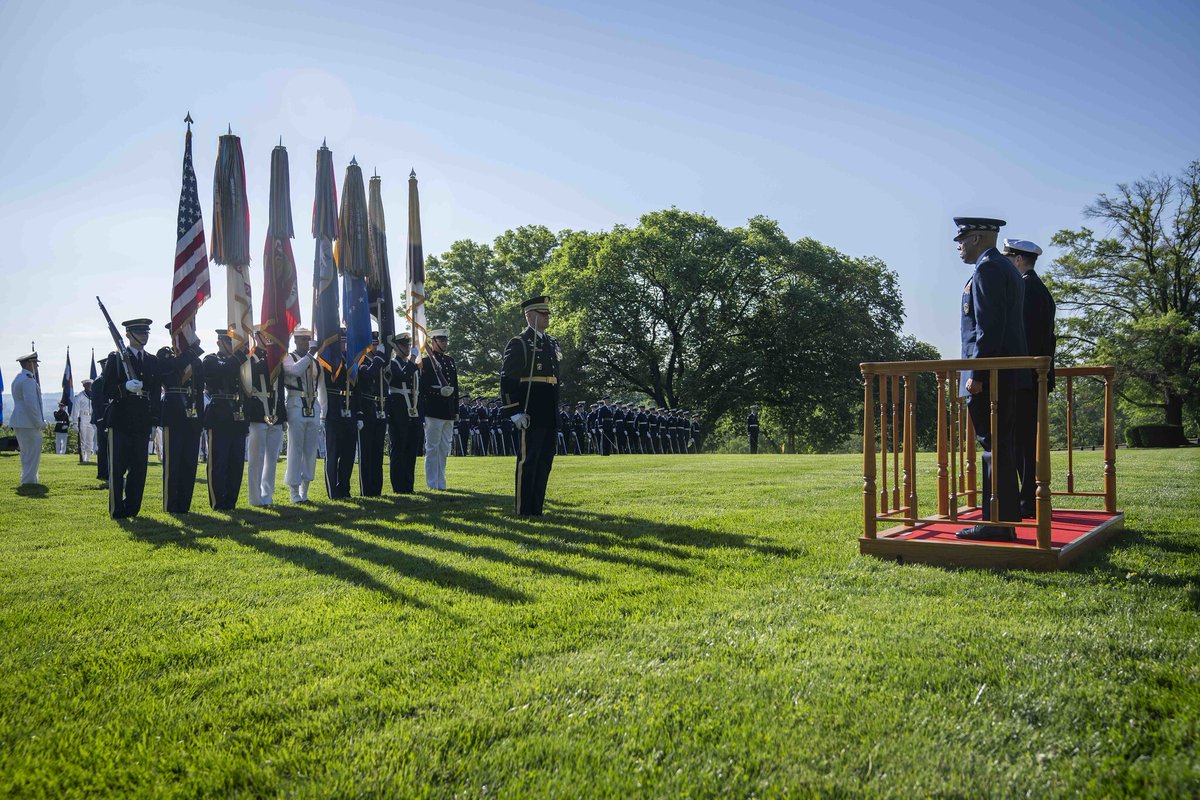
[786,425,796,454]
[1165,391,1183,427]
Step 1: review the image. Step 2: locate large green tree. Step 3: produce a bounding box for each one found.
[1048,161,1200,429]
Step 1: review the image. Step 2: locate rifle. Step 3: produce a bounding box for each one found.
[96,296,142,395]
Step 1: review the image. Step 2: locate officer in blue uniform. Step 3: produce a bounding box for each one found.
[158,323,204,513]
[102,318,162,519]
[385,331,422,493]
[501,295,561,515]
[354,332,389,496]
[322,331,360,499]
[93,358,110,485]
[954,217,1030,541]
[1003,238,1057,518]
[203,329,249,510]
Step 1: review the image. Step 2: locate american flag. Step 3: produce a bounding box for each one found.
[171,114,211,351]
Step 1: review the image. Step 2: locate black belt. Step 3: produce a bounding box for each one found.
[211,393,240,401]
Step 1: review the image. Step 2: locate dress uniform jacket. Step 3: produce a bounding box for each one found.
[385,355,422,493]
[102,349,162,518]
[321,363,360,499]
[354,352,388,496]
[500,327,561,514]
[419,352,459,420]
[1022,269,1056,391]
[92,373,110,481]
[158,346,204,513]
[1017,267,1057,516]
[202,349,249,510]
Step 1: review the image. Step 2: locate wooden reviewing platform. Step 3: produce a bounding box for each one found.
[858,358,1120,571]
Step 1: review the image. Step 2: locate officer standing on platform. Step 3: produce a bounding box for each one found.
[747,405,760,454]
[158,324,204,513]
[321,330,359,499]
[246,327,287,507]
[385,331,422,493]
[102,319,161,518]
[420,329,459,490]
[282,328,320,503]
[203,329,250,511]
[501,296,561,515]
[1003,237,1057,519]
[354,332,389,496]
[952,217,1029,541]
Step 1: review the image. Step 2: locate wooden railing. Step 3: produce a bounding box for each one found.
[859,357,1116,550]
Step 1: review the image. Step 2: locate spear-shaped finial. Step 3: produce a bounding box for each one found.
[350,156,358,167]
[373,167,378,178]
[322,137,327,148]
[227,124,232,135]
[279,135,283,147]
[409,168,416,178]
[184,112,193,129]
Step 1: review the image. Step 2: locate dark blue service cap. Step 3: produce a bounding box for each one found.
[122,318,153,332]
[521,295,550,313]
[952,217,1006,240]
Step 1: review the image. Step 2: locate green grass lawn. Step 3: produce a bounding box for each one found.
[1,448,1197,798]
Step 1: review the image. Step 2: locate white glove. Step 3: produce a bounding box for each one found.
[125,379,143,393]
[512,413,530,430]
[357,420,365,431]
[439,385,454,397]
[409,347,420,359]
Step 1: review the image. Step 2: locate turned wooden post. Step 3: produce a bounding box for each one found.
[1103,369,1117,513]
[989,369,999,524]
[878,374,889,513]
[1035,366,1052,549]
[891,375,901,510]
[936,371,949,516]
[905,373,918,519]
[863,367,877,539]
[949,371,959,521]
[1066,375,1075,494]
[966,398,977,508]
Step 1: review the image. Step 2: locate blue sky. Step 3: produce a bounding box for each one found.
[1,0,1197,399]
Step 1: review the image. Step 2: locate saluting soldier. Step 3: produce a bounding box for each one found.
[1003,238,1057,519]
[420,329,459,490]
[953,217,1029,541]
[203,328,250,511]
[158,323,204,513]
[102,318,162,518]
[321,330,360,499]
[282,328,320,503]
[501,296,561,515]
[246,327,287,506]
[354,333,389,496]
[385,331,422,493]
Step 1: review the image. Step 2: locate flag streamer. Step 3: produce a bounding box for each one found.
[312,143,343,377]
[406,170,428,356]
[260,143,301,380]
[368,174,395,358]
[212,129,253,352]
[338,159,372,382]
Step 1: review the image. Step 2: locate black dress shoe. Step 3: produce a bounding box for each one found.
[1020,505,1036,519]
[955,525,1016,542]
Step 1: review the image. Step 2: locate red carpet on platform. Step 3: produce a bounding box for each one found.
[891,508,1122,548]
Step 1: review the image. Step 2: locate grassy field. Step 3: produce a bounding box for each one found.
[1,448,1197,798]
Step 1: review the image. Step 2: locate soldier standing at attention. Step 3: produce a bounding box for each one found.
[158,324,204,513]
[203,329,250,511]
[952,217,1029,542]
[385,331,422,494]
[501,296,561,515]
[282,328,320,503]
[75,378,96,463]
[103,319,161,518]
[354,333,389,496]
[1003,238,1057,519]
[53,402,71,454]
[321,330,360,500]
[92,358,110,485]
[246,327,287,507]
[10,352,44,489]
[420,329,459,490]
[747,405,760,454]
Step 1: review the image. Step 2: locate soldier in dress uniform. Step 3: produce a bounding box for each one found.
[10,352,44,488]
[246,327,287,506]
[1002,238,1057,518]
[282,328,321,503]
[354,332,389,496]
[53,402,71,454]
[690,412,702,453]
[74,378,95,463]
[158,324,204,513]
[597,397,615,456]
[573,402,588,455]
[420,329,459,490]
[93,358,110,484]
[102,318,162,518]
[454,395,471,457]
[501,296,561,515]
[385,331,422,493]
[747,405,760,454]
[202,328,250,511]
[953,217,1030,541]
[321,330,360,499]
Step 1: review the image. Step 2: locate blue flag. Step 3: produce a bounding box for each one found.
[90,349,97,381]
[312,143,343,378]
[336,158,372,384]
[60,348,74,415]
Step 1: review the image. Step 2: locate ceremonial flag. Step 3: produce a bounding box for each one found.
[212,127,253,351]
[336,157,372,384]
[89,349,97,381]
[406,169,428,355]
[312,141,342,377]
[367,172,395,359]
[171,114,211,351]
[259,140,300,380]
[60,348,74,415]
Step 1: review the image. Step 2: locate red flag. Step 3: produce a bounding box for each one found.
[171,114,211,350]
[260,142,300,379]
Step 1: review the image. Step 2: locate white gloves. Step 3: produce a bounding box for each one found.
[357,420,365,431]
[409,347,420,359]
[512,413,530,430]
[125,379,143,393]
[439,385,454,397]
